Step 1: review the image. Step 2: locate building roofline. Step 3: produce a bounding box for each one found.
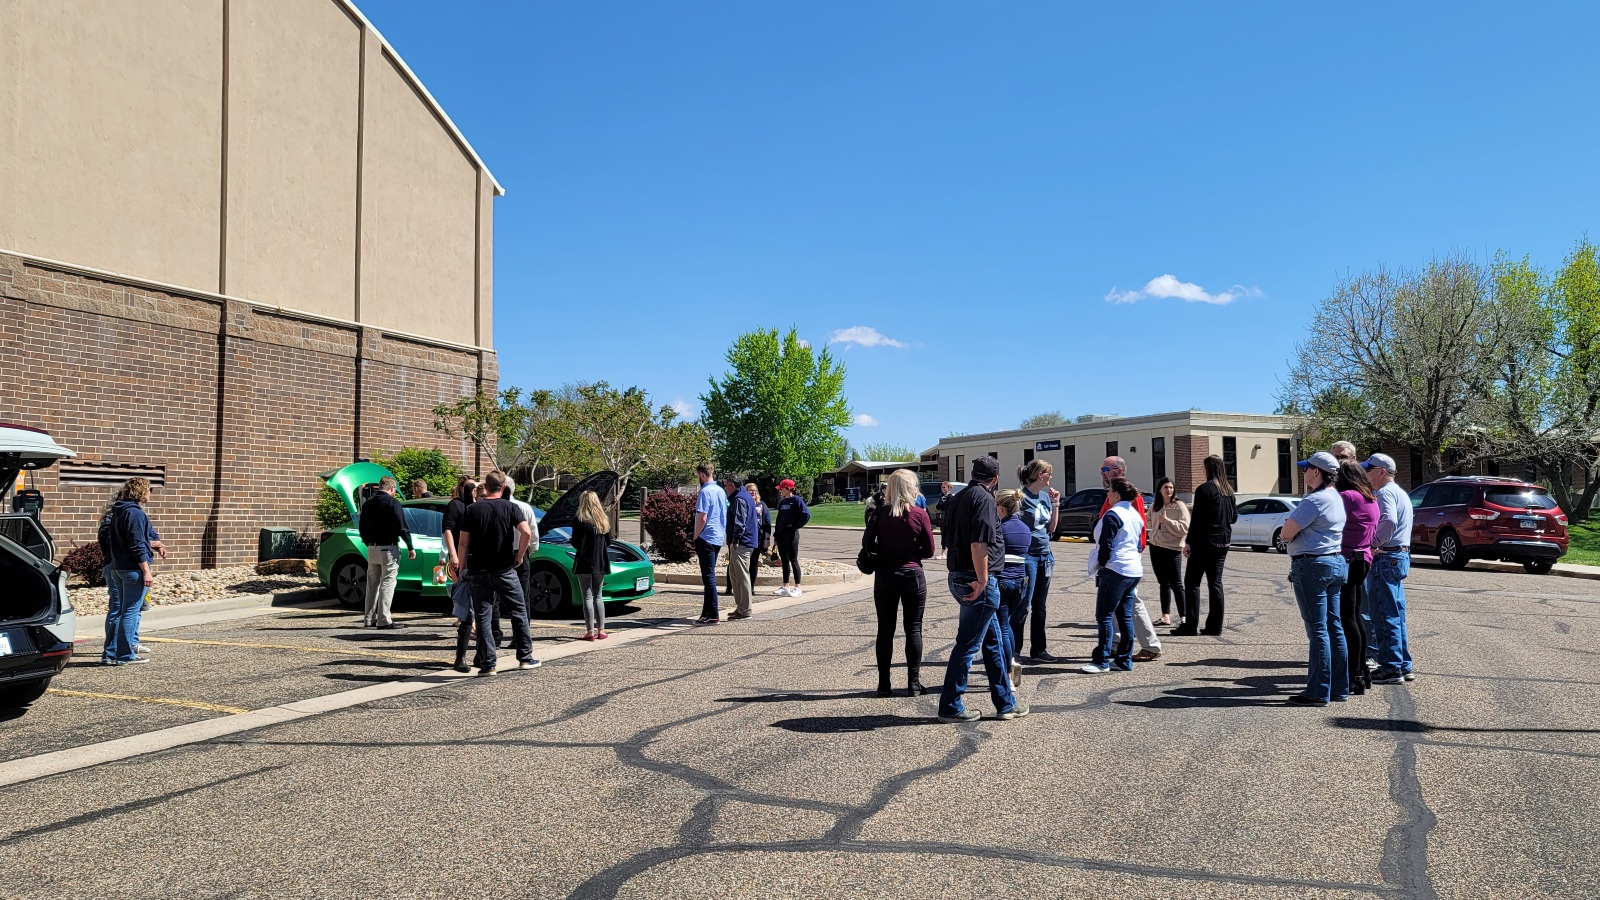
[937,410,1303,446]
[339,0,505,196]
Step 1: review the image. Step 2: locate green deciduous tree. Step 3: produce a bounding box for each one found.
[560,381,711,507]
[433,387,592,488]
[856,443,918,462]
[700,327,852,485]
[1019,411,1070,429]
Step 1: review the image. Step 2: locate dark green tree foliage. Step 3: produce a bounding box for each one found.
[701,328,851,483]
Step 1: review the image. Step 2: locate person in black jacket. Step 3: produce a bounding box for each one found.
[572,490,613,641]
[773,479,810,597]
[1172,455,1237,636]
[746,483,772,589]
[358,476,416,629]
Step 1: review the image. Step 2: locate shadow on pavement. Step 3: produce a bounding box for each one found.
[1115,674,1301,709]
[770,714,946,734]
[1165,657,1308,670]
[717,690,885,704]
[1331,717,1600,735]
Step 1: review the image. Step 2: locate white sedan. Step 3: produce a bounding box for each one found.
[1230,495,1302,554]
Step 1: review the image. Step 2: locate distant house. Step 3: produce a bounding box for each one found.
[815,455,939,500]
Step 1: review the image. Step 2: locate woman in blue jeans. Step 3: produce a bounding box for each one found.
[1082,479,1145,674]
[97,477,158,665]
[1281,452,1350,706]
[993,490,1032,686]
[1016,460,1060,661]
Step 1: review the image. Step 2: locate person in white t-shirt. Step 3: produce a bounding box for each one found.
[1082,479,1146,674]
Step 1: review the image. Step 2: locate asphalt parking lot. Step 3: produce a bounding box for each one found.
[1,531,1597,899]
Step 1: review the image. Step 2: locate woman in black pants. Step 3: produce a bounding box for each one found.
[774,479,810,597]
[1336,460,1379,695]
[864,469,934,696]
[1147,477,1190,627]
[1173,455,1237,636]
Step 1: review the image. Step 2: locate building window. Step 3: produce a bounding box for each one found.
[1106,440,1118,458]
[1277,438,1293,494]
[1023,448,1034,465]
[58,461,166,488]
[1222,436,1237,484]
[1151,437,1166,482]
[956,455,965,481]
[1064,445,1076,495]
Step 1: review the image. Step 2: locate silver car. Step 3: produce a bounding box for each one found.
[1230,495,1302,554]
[0,423,78,710]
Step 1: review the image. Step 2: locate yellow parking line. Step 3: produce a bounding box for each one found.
[46,688,250,715]
[139,636,446,664]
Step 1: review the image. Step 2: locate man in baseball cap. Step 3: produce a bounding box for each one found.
[1359,453,1415,684]
[1296,450,1341,476]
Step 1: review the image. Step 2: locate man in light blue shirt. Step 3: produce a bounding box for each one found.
[1362,453,1415,683]
[693,463,728,625]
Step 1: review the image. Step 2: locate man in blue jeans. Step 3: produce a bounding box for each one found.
[936,456,1025,723]
[1362,454,1416,684]
[692,462,728,626]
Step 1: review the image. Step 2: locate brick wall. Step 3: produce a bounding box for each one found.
[0,253,495,569]
[1173,434,1210,494]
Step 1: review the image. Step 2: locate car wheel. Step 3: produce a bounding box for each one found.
[0,677,51,710]
[1437,530,1468,570]
[1272,528,1288,554]
[526,565,571,618]
[332,556,368,608]
[1523,559,1554,575]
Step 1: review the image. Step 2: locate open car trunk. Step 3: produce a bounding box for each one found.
[0,531,56,626]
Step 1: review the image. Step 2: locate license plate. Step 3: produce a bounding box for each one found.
[1521,519,1538,530]
[0,633,11,656]
[635,576,650,591]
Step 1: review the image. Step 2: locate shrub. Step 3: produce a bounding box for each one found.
[814,493,845,504]
[373,447,461,498]
[294,532,320,559]
[640,491,696,562]
[524,484,561,511]
[61,542,106,586]
[315,486,351,529]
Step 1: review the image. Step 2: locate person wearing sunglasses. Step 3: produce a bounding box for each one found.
[1094,456,1162,660]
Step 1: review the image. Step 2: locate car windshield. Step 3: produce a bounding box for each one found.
[403,506,443,538]
[1486,489,1558,510]
[543,526,572,544]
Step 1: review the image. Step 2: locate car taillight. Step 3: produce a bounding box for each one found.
[1467,507,1499,521]
[1555,513,1569,526]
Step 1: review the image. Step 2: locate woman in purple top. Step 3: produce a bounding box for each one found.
[863,469,936,697]
[1336,460,1380,695]
[993,489,1033,688]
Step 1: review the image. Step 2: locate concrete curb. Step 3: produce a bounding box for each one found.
[658,572,862,588]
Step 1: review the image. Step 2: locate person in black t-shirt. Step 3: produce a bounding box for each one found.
[935,456,1024,724]
[453,471,539,675]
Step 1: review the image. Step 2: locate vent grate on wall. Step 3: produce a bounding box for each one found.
[57,462,166,488]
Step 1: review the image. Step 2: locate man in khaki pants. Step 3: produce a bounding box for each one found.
[722,474,758,620]
[358,476,416,628]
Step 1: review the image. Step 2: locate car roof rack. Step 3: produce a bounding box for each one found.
[1434,475,1527,483]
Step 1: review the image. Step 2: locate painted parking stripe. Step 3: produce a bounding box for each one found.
[139,636,446,664]
[46,688,251,715]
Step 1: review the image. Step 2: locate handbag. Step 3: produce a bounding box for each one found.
[856,508,878,575]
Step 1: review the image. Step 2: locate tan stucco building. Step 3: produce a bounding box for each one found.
[936,411,1304,498]
[0,0,502,567]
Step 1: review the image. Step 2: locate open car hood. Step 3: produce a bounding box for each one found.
[319,461,397,524]
[539,470,618,536]
[1,423,76,505]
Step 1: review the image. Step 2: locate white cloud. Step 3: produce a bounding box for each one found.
[854,413,880,427]
[670,398,697,420]
[1104,274,1263,306]
[797,338,811,349]
[828,326,907,349]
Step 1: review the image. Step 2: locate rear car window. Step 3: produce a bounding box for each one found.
[1486,489,1559,510]
[403,506,443,538]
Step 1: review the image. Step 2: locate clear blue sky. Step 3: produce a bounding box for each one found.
[367,1,1600,452]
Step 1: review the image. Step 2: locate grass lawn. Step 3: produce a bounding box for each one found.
[1566,520,1600,567]
[805,502,870,528]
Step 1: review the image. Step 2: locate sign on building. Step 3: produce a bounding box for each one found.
[1036,440,1061,451]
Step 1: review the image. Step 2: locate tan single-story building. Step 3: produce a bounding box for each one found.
[935,411,1305,498]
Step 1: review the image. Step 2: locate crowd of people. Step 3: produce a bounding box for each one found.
[860,444,1416,721]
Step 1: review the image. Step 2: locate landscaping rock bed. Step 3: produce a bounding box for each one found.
[68,566,322,617]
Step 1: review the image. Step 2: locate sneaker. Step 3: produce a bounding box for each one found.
[694,616,720,626]
[1402,671,1415,681]
[937,708,982,724]
[581,632,597,641]
[596,631,609,640]
[477,667,497,677]
[727,611,751,620]
[1080,663,1111,674]
[787,587,803,597]
[1286,694,1328,707]
[772,587,789,596]
[1032,650,1062,663]
[135,643,152,654]
[375,622,405,630]
[1371,669,1405,684]
[453,663,471,674]
[1131,648,1162,662]
[518,659,542,670]
[1110,662,1134,672]
[998,702,1030,721]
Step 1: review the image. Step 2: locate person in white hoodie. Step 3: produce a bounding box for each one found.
[1082,478,1146,674]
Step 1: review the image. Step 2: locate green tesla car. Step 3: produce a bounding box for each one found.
[317,463,656,616]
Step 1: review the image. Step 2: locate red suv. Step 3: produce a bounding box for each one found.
[1409,476,1569,574]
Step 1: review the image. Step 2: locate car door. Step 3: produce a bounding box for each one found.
[1409,485,1436,550]
[1232,499,1265,544]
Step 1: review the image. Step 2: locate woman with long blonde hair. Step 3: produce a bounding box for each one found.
[862,468,935,695]
[572,490,613,640]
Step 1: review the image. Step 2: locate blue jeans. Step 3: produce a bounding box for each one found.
[694,538,721,619]
[1021,550,1054,656]
[102,566,147,662]
[938,572,1018,717]
[995,576,1028,667]
[1290,555,1349,702]
[1093,570,1139,668]
[1365,551,1412,674]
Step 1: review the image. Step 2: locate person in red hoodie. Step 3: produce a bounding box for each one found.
[1094,456,1162,660]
